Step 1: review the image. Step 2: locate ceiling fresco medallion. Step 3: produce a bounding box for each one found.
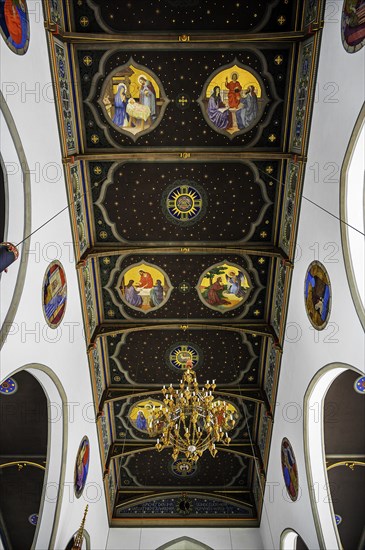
[171,458,198,478]
[198,62,268,139]
[161,180,207,226]
[0,0,29,54]
[42,261,67,328]
[342,0,365,53]
[165,342,202,371]
[213,400,240,432]
[128,398,165,434]
[196,262,252,312]
[281,437,299,502]
[304,261,331,330]
[0,377,18,395]
[118,261,173,313]
[354,375,365,394]
[74,436,90,499]
[102,60,169,140]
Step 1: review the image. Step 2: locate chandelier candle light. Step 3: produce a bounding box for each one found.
[148,360,235,462]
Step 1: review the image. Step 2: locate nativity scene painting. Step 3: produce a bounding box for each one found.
[102,62,167,138]
[304,261,331,330]
[197,262,252,312]
[199,64,265,137]
[118,262,172,313]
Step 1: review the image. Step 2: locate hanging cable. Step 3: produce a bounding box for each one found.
[14,175,106,248]
[257,166,364,237]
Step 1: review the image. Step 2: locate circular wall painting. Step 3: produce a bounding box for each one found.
[74,436,90,498]
[342,1,365,53]
[304,261,331,330]
[0,377,18,395]
[354,375,365,394]
[42,261,67,328]
[28,513,38,525]
[281,437,299,501]
[0,0,30,54]
[161,180,207,226]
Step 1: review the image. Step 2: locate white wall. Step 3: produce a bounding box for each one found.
[259,2,365,549]
[106,528,263,550]
[0,1,109,548]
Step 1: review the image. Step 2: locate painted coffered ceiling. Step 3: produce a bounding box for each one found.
[44,0,324,526]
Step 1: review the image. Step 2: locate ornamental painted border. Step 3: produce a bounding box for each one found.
[289,35,317,154]
[279,160,303,259]
[52,39,77,154]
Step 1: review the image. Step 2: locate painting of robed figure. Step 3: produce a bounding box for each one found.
[199,63,267,138]
[102,62,168,138]
[118,262,172,313]
[197,262,252,312]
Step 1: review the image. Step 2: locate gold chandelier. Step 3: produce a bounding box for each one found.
[147,361,235,462]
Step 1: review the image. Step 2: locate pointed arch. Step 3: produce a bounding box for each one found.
[0,364,68,550]
[304,363,363,550]
[156,537,214,550]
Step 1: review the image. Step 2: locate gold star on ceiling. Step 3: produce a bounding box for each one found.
[83,55,93,66]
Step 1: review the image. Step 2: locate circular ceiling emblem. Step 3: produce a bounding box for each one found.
[42,261,67,328]
[28,513,38,526]
[304,261,331,330]
[165,342,202,370]
[162,180,207,226]
[171,458,197,477]
[281,437,299,501]
[178,281,191,294]
[354,376,365,394]
[0,377,18,395]
[74,436,90,499]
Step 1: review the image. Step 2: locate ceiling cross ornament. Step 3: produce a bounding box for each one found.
[149,360,235,462]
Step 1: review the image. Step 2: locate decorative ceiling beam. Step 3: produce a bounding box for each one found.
[64,152,301,162]
[45,27,307,44]
[89,322,278,348]
[77,246,289,266]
